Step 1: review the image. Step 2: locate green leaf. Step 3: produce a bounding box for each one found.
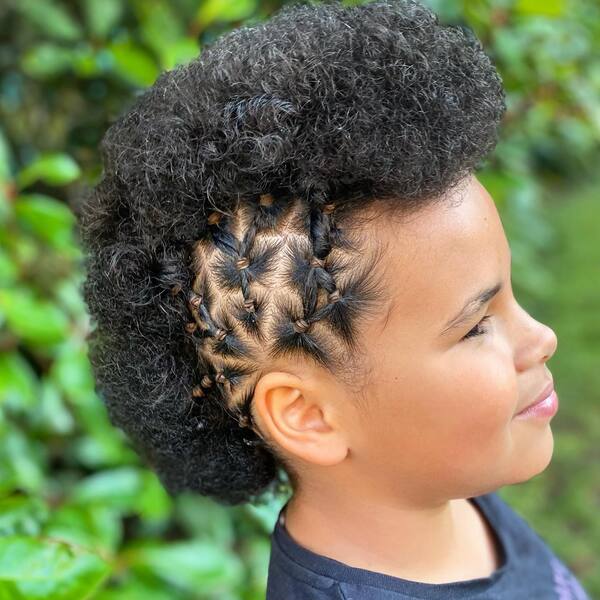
[0,582,24,599]
[71,429,135,469]
[107,40,159,87]
[0,288,70,346]
[16,0,83,42]
[23,42,104,79]
[70,467,145,512]
[71,46,103,78]
[161,39,199,70]
[197,0,257,26]
[0,128,14,223]
[133,2,198,69]
[0,352,39,410]
[83,0,123,39]
[14,194,75,250]
[21,44,74,79]
[136,1,181,53]
[54,277,88,321]
[50,340,95,406]
[136,471,172,521]
[174,494,235,544]
[70,467,171,519]
[0,247,19,286]
[31,379,74,435]
[0,496,49,537]
[126,539,244,593]
[244,494,287,535]
[17,154,81,188]
[0,428,45,493]
[92,575,173,600]
[9,234,38,274]
[0,127,12,181]
[0,536,111,600]
[515,0,565,17]
[42,503,122,555]
[244,535,272,593]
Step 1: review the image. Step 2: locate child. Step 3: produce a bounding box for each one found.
[76,1,592,598]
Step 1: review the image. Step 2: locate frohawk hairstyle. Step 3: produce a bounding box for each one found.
[77,0,506,506]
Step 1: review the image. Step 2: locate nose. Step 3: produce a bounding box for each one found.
[540,323,558,362]
[513,304,558,372]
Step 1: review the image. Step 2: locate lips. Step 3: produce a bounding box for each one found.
[517,379,554,415]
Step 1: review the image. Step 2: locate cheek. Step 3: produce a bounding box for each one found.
[376,346,517,451]
[352,341,518,478]
[426,346,518,453]
[455,348,514,405]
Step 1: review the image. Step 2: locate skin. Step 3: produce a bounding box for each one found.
[250,174,559,583]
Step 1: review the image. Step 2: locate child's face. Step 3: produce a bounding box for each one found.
[336,174,558,503]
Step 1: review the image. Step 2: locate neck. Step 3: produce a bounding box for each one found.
[282,487,496,583]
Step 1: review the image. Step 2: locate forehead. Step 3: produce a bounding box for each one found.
[377,176,510,326]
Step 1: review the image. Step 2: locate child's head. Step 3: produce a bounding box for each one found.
[78,0,557,507]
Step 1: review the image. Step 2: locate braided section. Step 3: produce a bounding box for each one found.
[182,192,387,447]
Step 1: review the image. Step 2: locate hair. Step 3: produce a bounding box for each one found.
[76,0,506,506]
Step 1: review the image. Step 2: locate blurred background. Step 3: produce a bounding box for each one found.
[0,0,598,598]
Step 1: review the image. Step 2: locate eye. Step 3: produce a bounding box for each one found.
[461,315,492,341]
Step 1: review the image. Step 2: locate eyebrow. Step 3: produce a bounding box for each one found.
[440,282,503,336]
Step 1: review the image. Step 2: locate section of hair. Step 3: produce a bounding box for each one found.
[76,0,506,505]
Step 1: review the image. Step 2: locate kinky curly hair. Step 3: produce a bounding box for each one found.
[76,0,506,506]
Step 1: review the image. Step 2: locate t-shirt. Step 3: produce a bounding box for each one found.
[266,491,592,599]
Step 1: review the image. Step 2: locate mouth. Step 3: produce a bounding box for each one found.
[514,380,559,420]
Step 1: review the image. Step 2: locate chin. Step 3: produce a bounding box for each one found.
[510,428,555,484]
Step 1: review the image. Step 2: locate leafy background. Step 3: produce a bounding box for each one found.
[0,0,598,598]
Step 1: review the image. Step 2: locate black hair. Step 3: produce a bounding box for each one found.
[76,0,506,506]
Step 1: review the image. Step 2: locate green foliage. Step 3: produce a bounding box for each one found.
[17,154,81,188]
[0,535,111,600]
[0,0,598,598]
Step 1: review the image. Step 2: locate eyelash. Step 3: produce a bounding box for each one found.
[461,315,492,341]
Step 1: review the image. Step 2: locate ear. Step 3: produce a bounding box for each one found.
[251,371,348,467]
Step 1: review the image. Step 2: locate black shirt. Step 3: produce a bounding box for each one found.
[266,492,591,599]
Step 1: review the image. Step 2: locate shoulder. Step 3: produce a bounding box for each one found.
[266,516,346,600]
[266,557,346,600]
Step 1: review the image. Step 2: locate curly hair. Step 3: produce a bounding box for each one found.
[75,0,506,506]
